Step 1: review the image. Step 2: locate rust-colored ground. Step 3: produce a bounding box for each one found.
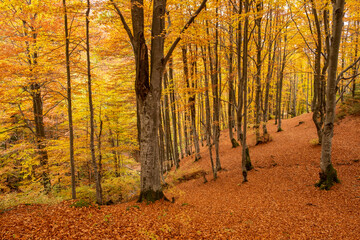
[1,113,360,239]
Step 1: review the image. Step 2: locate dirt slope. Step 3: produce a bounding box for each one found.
[1,113,360,239]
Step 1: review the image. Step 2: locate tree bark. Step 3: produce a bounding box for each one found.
[86,0,102,205]
[63,0,76,200]
[168,58,180,167]
[316,0,344,190]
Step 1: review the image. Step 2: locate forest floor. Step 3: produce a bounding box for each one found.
[1,112,360,239]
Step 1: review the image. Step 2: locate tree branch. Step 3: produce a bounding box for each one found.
[163,0,208,66]
[336,56,360,85]
[110,0,134,48]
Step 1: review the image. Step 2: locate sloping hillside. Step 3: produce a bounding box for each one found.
[1,113,360,239]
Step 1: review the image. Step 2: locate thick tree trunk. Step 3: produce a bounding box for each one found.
[63,0,76,200]
[316,0,344,190]
[113,0,208,202]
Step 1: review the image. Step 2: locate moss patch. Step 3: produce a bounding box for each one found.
[245,147,253,171]
[231,138,240,148]
[138,190,167,203]
[315,164,340,190]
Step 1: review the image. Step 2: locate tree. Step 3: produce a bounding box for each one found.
[87,0,103,204]
[62,0,76,200]
[316,0,345,190]
[111,0,207,202]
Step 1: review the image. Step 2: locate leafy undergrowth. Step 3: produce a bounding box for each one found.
[1,113,360,239]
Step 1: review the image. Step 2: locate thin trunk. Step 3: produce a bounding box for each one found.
[168,58,180,167]
[254,1,263,145]
[63,0,76,200]
[202,46,216,179]
[236,0,243,142]
[277,35,286,132]
[228,9,238,147]
[86,0,102,204]
[241,0,253,182]
[214,2,221,171]
[262,9,274,136]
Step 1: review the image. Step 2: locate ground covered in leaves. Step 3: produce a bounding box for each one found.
[1,113,360,239]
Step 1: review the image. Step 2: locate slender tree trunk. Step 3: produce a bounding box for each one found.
[241,0,253,182]
[86,0,102,205]
[310,0,328,144]
[63,0,76,200]
[353,21,359,97]
[254,1,263,145]
[202,46,216,179]
[213,3,221,171]
[236,0,243,142]
[228,9,239,148]
[168,58,180,167]
[177,102,184,159]
[277,35,286,132]
[263,9,274,136]
[316,0,344,190]
[163,72,174,165]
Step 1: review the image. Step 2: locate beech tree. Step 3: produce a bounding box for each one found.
[316,0,345,190]
[111,0,207,202]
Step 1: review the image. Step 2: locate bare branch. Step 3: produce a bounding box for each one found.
[163,0,208,66]
[110,0,134,48]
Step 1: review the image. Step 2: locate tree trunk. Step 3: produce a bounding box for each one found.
[254,1,263,145]
[263,10,275,136]
[241,0,253,182]
[213,3,221,171]
[112,0,208,202]
[168,58,180,167]
[277,34,287,132]
[63,0,76,200]
[236,0,243,142]
[316,0,344,190]
[201,46,216,179]
[86,0,102,205]
[228,9,239,148]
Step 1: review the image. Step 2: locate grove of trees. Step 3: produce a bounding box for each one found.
[0,0,358,203]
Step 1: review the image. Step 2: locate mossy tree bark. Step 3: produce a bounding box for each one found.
[317,0,344,190]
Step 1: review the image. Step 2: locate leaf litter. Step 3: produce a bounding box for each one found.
[1,112,359,239]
